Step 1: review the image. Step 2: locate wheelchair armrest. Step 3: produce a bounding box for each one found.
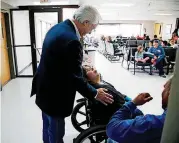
[76,98,86,103]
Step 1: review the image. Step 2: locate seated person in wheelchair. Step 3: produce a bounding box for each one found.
[83,65,142,123]
[135,45,150,63]
[148,40,166,78]
[107,78,172,143]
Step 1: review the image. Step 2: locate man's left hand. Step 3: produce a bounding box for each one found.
[132,93,153,106]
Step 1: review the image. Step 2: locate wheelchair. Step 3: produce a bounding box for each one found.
[72,98,110,143]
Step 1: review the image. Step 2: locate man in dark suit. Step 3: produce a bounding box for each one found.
[30,5,113,143]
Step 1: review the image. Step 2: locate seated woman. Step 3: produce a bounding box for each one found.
[170,39,179,48]
[148,40,166,78]
[83,65,143,124]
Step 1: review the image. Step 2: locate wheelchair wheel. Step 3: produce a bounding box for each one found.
[71,102,88,132]
[74,125,107,143]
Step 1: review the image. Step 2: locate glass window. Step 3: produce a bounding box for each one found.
[15,46,33,75]
[95,24,120,37]
[93,24,142,38]
[12,10,31,45]
[118,24,142,37]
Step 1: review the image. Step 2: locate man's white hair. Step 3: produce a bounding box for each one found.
[73,5,101,24]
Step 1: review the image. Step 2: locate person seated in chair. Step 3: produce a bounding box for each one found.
[82,65,142,123]
[170,39,179,48]
[148,40,166,78]
[135,45,150,63]
[107,78,172,143]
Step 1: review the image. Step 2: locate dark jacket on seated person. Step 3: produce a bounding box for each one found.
[89,80,126,123]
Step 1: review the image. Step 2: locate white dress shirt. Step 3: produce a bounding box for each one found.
[69,19,81,40]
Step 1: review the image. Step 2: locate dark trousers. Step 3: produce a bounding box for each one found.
[42,112,65,143]
[155,59,164,75]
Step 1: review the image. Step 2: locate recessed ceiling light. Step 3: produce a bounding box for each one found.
[154,13,172,16]
[101,3,134,7]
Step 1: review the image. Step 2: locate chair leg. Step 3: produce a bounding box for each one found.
[134,61,136,75]
[149,65,152,75]
[121,55,125,67]
[127,61,130,70]
[166,64,169,75]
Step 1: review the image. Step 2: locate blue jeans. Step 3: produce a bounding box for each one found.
[42,112,65,143]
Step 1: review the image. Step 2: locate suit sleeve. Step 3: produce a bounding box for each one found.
[66,40,97,100]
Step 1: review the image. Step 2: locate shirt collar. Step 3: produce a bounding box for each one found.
[69,19,81,40]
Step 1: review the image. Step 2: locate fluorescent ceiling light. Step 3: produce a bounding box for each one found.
[154,13,172,16]
[33,1,68,5]
[101,3,134,7]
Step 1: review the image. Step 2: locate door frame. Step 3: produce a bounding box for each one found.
[29,8,62,73]
[10,9,33,77]
[4,13,16,79]
[10,5,78,77]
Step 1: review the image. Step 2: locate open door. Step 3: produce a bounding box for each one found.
[10,10,33,77]
[154,23,163,38]
[0,12,11,85]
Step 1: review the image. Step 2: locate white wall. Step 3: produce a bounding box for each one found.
[100,20,155,38]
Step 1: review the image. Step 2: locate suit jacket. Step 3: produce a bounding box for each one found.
[30,20,97,117]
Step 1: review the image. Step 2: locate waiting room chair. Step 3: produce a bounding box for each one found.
[164,48,177,75]
[127,47,152,75]
[137,40,145,46]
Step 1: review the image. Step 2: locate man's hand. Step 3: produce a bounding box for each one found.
[95,88,114,106]
[132,93,153,106]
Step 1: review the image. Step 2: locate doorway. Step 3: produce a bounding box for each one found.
[154,23,163,38]
[10,6,78,77]
[0,12,11,86]
[31,9,61,71]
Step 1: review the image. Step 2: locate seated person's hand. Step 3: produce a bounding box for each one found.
[151,59,156,64]
[132,93,153,106]
[96,88,114,106]
[154,56,157,60]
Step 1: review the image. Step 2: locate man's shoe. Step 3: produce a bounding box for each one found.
[160,74,166,78]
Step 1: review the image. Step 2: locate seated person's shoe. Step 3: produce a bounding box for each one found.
[160,74,166,78]
[141,66,145,70]
[149,72,153,75]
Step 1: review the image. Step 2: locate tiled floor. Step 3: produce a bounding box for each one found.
[1,52,172,143]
